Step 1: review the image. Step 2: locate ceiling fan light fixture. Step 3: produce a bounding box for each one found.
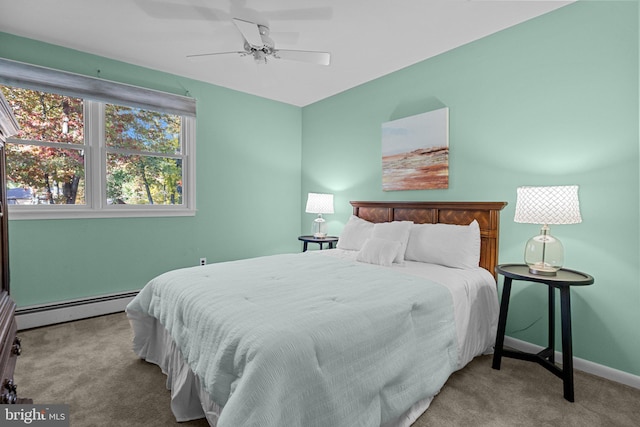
[252,50,268,64]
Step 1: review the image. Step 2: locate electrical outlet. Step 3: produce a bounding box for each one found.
[199,257,207,266]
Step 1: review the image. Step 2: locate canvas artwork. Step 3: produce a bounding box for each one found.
[381,107,449,191]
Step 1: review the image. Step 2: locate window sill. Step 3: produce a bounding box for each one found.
[7,206,197,220]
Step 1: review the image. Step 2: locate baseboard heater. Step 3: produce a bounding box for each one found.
[15,291,139,330]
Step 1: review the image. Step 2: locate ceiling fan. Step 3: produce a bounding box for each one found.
[187,18,331,66]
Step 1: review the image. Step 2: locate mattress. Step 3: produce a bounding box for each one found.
[126,250,498,426]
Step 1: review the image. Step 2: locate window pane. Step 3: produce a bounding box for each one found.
[107,153,182,205]
[105,104,181,155]
[0,86,84,144]
[6,144,85,205]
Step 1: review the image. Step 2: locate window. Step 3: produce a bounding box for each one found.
[0,59,196,219]
[105,104,184,206]
[3,88,86,206]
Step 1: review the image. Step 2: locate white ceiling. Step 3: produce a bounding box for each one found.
[0,0,573,107]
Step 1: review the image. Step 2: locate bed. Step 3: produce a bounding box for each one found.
[126,200,507,426]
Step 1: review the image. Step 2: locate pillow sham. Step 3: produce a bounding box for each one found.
[356,237,402,267]
[336,215,374,251]
[371,220,413,264]
[405,220,481,269]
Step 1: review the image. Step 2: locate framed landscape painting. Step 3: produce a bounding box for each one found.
[381,107,449,191]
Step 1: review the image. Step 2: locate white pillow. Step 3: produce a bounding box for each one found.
[336,215,374,251]
[356,238,402,267]
[371,221,413,264]
[405,220,481,269]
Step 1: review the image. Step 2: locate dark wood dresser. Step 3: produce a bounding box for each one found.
[0,291,22,404]
[0,91,30,404]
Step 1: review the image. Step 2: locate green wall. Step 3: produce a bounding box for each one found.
[0,33,302,307]
[302,1,640,376]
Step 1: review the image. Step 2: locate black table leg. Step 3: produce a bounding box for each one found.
[560,287,574,402]
[302,242,308,252]
[548,286,555,364]
[492,277,513,370]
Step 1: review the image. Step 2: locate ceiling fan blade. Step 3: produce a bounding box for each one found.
[269,31,300,45]
[186,51,246,59]
[134,0,227,21]
[232,18,263,48]
[136,2,332,22]
[273,49,331,66]
[262,7,333,21]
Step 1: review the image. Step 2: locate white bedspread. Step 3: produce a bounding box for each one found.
[317,249,499,368]
[126,251,498,426]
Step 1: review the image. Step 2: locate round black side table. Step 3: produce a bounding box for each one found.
[492,263,594,402]
[298,235,338,252]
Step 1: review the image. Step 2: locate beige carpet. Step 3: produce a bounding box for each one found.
[13,312,640,426]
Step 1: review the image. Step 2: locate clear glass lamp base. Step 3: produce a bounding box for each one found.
[524,229,564,276]
[312,215,327,239]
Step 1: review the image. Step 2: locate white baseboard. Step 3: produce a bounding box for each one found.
[504,336,640,390]
[15,291,139,330]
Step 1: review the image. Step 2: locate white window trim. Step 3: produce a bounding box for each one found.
[7,103,196,220]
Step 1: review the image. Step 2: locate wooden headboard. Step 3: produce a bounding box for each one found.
[351,201,507,279]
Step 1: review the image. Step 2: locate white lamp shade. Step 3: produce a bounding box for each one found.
[514,185,582,225]
[305,193,334,214]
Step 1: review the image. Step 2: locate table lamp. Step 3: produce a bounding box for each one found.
[514,185,582,276]
[305,193,334,238]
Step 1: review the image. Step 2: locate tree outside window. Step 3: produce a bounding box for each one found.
[105,104,183,206]
[1,87,85,205]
